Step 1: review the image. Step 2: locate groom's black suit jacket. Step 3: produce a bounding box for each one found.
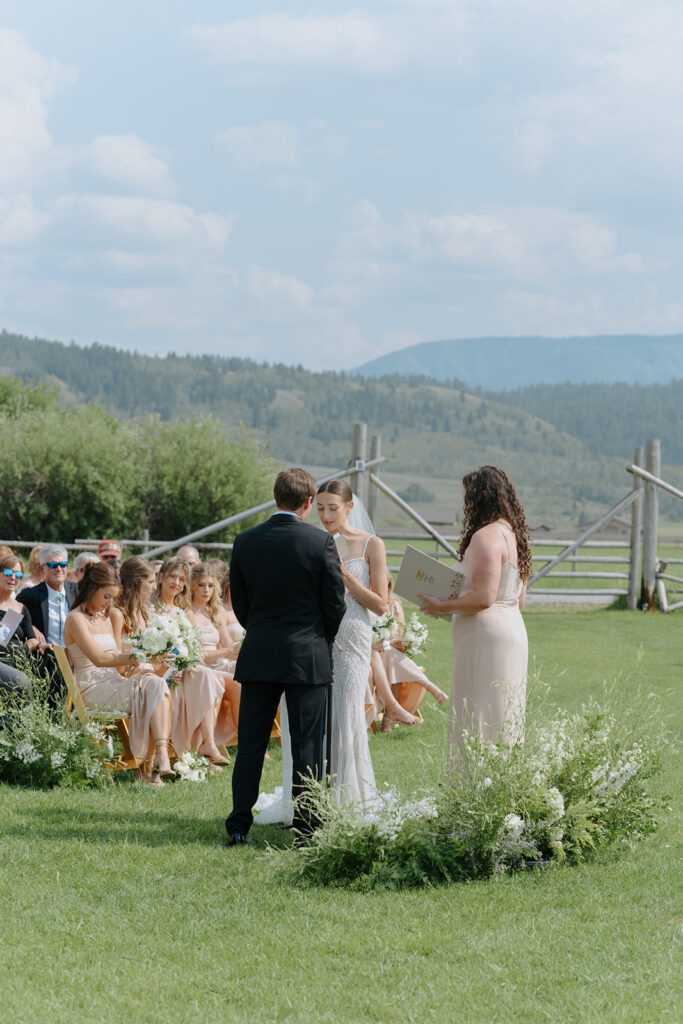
[230,513,346,686]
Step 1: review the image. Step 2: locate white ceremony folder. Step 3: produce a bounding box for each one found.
[0,607,23,646]
[394,545,466,606]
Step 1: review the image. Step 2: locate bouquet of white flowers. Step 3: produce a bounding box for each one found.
[128,612,203,686]
[372,613,396,646]
[173,751,211,782]
[401,613,429,659]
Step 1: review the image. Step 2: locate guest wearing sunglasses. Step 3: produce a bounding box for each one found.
[0,556,49,695]
[17,544,77,702]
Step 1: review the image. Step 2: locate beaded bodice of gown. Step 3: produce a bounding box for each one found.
[330,540,377,807]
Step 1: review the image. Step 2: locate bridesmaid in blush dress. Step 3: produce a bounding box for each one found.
[419,466,530,750]
[188,563,242,748]
[64,562,173,785]
[154,557,227,765]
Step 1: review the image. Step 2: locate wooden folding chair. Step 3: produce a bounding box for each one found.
[55,645,138,772]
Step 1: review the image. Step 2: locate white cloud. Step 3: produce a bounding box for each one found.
[83,134,174,195]
[0,194,50,245]
[244,265,314,308]
[188,13,403,74]
[338,200,647,281]
[61,195,235,253]
[0,29,75,187]
[216,121,299,169]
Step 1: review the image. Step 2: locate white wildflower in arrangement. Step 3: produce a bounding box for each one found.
[129,612,203,686]
[293,689,665,891]
[0,653,109,789]
[401,613,429,659]
[371,613,396,646]
[174,751,211,782]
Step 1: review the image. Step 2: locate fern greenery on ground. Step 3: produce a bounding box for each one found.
[0,609,680,1023]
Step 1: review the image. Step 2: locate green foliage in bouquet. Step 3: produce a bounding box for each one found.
[293,686,667,891]
[0,653,109,790]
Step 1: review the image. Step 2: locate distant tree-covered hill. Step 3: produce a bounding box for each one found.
[354,335,683,389]
[2,330,681,524]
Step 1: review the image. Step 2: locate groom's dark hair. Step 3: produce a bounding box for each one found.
[274,468,317,510]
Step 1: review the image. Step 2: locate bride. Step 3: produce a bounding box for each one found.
[254,480,392,824]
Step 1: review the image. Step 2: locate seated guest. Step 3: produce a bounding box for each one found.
[98,540,121,564]
[373,572,447,732]
[220,569,245,641]
[16,546,43,593]
[177,545,200,565]
[0,546,14,559]
[17,545,77,701]
[154,557,227,765]
[64,562,173,786]
[188,562,242,747]
[205,557,228,581]
[116,556,156,636]
[0,555,49,695]
[114,555,167,782]
[70,552,100,583]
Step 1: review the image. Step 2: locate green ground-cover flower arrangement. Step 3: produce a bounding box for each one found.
[294,686,667,891]
[0,653,109,789]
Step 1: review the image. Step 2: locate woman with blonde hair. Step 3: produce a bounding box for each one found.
[188,563,242,748]
[16,546,43,593]
[155,557,227,765]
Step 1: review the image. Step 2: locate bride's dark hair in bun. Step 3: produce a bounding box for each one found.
[458,466,532,581]
[316,479,353,503]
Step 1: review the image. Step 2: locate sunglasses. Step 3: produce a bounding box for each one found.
[45,561,69,569]
[2,569,24,579]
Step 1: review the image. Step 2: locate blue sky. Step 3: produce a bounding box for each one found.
[1,1,681,369]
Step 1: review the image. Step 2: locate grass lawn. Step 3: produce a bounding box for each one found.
[0,609,680,1024]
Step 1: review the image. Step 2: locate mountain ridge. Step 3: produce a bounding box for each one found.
[353,335,683,389]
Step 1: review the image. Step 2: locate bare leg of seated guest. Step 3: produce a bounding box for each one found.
[370,649,420,729]
[197,705,230,766]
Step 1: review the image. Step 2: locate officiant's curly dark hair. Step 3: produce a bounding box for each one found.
[458,466,532,581]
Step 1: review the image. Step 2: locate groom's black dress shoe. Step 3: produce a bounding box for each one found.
[227,832,248,847]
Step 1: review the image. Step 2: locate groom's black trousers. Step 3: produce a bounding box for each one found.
[226,682,327,836]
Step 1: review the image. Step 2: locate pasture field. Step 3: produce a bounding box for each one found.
[0,609,680,1024]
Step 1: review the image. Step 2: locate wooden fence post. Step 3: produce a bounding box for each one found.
[142,528,150,555]
[350,422,368,508]
[640,438,661,611]
[367,433,381,527]
[627,445,643,609]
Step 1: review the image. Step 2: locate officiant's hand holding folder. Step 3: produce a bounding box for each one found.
[394,545,466,613]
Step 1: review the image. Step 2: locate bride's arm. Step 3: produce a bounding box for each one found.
[341,536,388,616]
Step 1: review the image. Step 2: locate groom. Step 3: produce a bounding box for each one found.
[225,467,346,845]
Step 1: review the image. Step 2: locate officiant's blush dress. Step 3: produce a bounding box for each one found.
[449,537,528,748]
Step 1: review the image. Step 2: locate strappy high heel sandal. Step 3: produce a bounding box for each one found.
[137,757,164,787]
[153,740,176,779]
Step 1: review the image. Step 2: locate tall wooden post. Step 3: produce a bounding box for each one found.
[142,528,150,555]
[350,421,368,508]
[367,433,381,527]
[627,446,643,609]
[640,439,661,611]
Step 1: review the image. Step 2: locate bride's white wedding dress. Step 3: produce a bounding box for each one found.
[254,536,378,825]
[329,537,377,806]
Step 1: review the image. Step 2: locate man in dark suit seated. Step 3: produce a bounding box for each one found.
[225,468,346,845]
[17,544,77,702]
